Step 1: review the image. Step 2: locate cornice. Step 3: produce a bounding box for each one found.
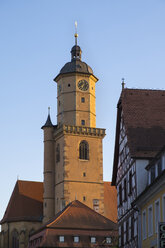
[54,125,106,138]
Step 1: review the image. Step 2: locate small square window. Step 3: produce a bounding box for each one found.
[74,236,79,243]
[91,237,96,243]
[59,236,64,242]
[106,237,111,244]
[83,196,86,201]
[83,172,86,177]
[68,84,70,87]
[81,97,85,103]
[81,120,85,125]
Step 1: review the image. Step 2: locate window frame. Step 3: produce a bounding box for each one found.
[106,237,112,244]
[74,236,79,243]
[142,209,147,240]
[155,199,160,233]
[91,237,96,243]
[81,97,85,103]
[162,194,165,222]
[124,178,127,201]
[129,171,132,195]
[148,204,153,237]
[81,120,85,125]
[79,140,89,160]
[59,236,64,243]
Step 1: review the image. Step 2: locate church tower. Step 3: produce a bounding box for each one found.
[42,29,106,223]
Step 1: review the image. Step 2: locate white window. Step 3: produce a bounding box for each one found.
[134,219,137,237]
[155,163,158,178]
[106,237,111,244]
[142,210,147,240]
[162,153,165,170]
[59,236,64,242]
[148,170,151,185]
[91,237,96,243]
[74,236,79,243]
[162,194,165,222]
[155,199,160,233]
[148,205,153,237]
[93,199,99,212]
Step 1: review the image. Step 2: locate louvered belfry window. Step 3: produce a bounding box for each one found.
[79,140,89,160]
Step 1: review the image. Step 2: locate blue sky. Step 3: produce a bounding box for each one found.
[0,0,165,220]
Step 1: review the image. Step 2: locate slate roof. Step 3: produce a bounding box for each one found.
[54,45,98,81]
[0,180,43,224]
[112,88,165,185]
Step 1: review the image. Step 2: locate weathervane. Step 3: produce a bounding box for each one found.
[48,106,50,115]
[74,21,78,45]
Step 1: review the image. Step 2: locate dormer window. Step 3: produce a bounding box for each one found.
[91,237,96,243]
[74,236,79,243]
[106,237,112,244]
[59,236,64,242]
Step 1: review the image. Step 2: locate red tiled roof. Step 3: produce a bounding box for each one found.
[29,200,118,248]
[104,182,117,223]
[0,180,43,224]
[1,180,117,225]
[112,88,165,185]
[45,200,117,230]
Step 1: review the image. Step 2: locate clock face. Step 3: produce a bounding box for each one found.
[78,80,89,91]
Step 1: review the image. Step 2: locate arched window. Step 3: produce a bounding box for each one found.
[12,230,19,248]
[56,144,60,163]
[79,141,89,160]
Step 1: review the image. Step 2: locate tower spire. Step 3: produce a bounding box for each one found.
[74,21,78,45]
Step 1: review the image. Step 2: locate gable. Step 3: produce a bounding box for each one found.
[112,88,165,185]
[0,180,43,224]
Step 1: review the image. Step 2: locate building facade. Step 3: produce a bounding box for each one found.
[133,147,165,248]
[28,200,118,248]
[112,88,165,247]
[42,35,106,223]
[0,33,117,248]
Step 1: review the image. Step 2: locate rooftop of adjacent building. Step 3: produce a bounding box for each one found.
[112,87,165,185]
[0,180,117,225]
[28,200,118,248]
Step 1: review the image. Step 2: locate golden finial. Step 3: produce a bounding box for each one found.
[74,21,78,45]
[122,78,125,90]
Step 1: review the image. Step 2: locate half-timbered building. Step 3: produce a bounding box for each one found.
[112,88,165,247]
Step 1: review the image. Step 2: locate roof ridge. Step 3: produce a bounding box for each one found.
[17,179,43,183]
[47,201,73,227]
[123,87,165,92]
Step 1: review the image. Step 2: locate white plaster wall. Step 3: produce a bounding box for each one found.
[136,159,149,196]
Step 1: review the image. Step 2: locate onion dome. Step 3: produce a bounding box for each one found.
[54,26,97,81]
